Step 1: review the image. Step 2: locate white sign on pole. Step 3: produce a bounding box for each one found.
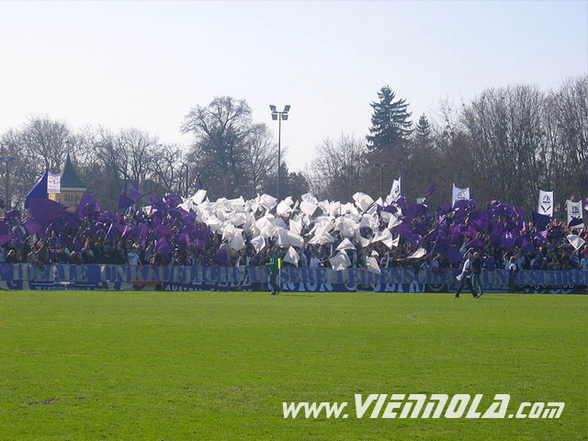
[452,183,470,207]
[47,172,61,194]
[389,177,401,201]
[538,190,554,217]
[566,200,584,228]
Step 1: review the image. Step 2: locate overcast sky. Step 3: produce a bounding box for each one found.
[0,1,586,171]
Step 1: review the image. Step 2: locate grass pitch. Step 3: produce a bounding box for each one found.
[0,290,586,440]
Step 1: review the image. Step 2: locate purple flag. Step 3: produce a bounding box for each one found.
[76,193,102,218]
[121,225,134,241]
[118,191,134,210]
[396,222,414,240]
[213,248,228,265]
[532,212,550,232]
[500,232,515,251]
[156,225,173,239]
[129,187,142,203]
[438,203,453,216]
[175,233,190,250]
[29,198,64,226]
[445,247,462,265]
[163,194,179,210]
[484,256,496,271]
[514,206,526,218]
[433,238,449,254]
[468,238,484,249]
[25,170,48,209]
[521,237,534,253]
[450,224,462,244]
[383,204,398,214]
[106,223,122,238]
[155,237,173,255]
[23,219,42,236]
[464,226,478,238]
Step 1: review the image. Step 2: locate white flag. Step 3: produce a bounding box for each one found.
[283,246,300,267]
[566,200,584,229]
[366,256,381,274]
[336,238,356,251]
[229,231,245,251]
[452,183,470,207]
[353,192,374,212]
[407,248,427,259]
[566,234,585,251]
[538,190,554,217]
[389,177,401,201]
[250,235,265,254]
[47,172,61,194]
[329,251,351,271]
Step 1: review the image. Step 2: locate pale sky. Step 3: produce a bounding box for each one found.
[0,1,586,171]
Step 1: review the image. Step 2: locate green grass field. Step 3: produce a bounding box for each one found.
[0,290,586,441]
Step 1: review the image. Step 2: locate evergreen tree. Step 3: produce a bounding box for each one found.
[414,113,433,149]
[366,86,413,151]
[405,113,440,200]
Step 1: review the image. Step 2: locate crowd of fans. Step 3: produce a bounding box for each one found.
[1,193,587,274]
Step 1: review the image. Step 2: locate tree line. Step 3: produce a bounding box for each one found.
[0,75,585,214]
[308,75,587,215]
[0,97,308,211]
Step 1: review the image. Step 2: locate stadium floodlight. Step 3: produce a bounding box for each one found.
[269,104,291,201]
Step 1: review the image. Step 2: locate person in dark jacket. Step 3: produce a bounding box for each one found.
[471,251,484,298]
[268,252,281,295]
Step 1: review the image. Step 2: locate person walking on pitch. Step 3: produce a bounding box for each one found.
[471,250,484,298]
[454,250,478,298]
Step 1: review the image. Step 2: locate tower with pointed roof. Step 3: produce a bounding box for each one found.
[48,154,87,210]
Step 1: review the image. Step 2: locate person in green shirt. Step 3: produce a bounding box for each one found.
[268,252,281,295]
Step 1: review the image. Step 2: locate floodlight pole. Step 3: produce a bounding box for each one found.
[0,153,11,209]
[374,163,390,200]
[270,105,290,201]
[277,115,282,201]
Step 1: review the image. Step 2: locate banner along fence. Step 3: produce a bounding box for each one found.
[0,264,586,294]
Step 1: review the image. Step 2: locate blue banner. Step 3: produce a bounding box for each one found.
[0,264,586,293]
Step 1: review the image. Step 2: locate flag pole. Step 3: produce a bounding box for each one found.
[278,257,282,294]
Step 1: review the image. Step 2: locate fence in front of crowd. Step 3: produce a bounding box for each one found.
[0,264,586,294]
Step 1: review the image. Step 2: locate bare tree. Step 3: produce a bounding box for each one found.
[307,134,368,202]
[545,76,588,201]
[0,117,74,208]
[151,143,187,197]
[181,97,253,198]
[243,123,277,197]
[461,85,545,207]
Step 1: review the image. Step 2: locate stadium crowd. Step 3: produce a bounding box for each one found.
[1,192,587,274]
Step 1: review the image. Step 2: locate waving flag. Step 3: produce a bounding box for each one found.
[25,171,49,209]
[129,187,142,203]
[118,191,134,210]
